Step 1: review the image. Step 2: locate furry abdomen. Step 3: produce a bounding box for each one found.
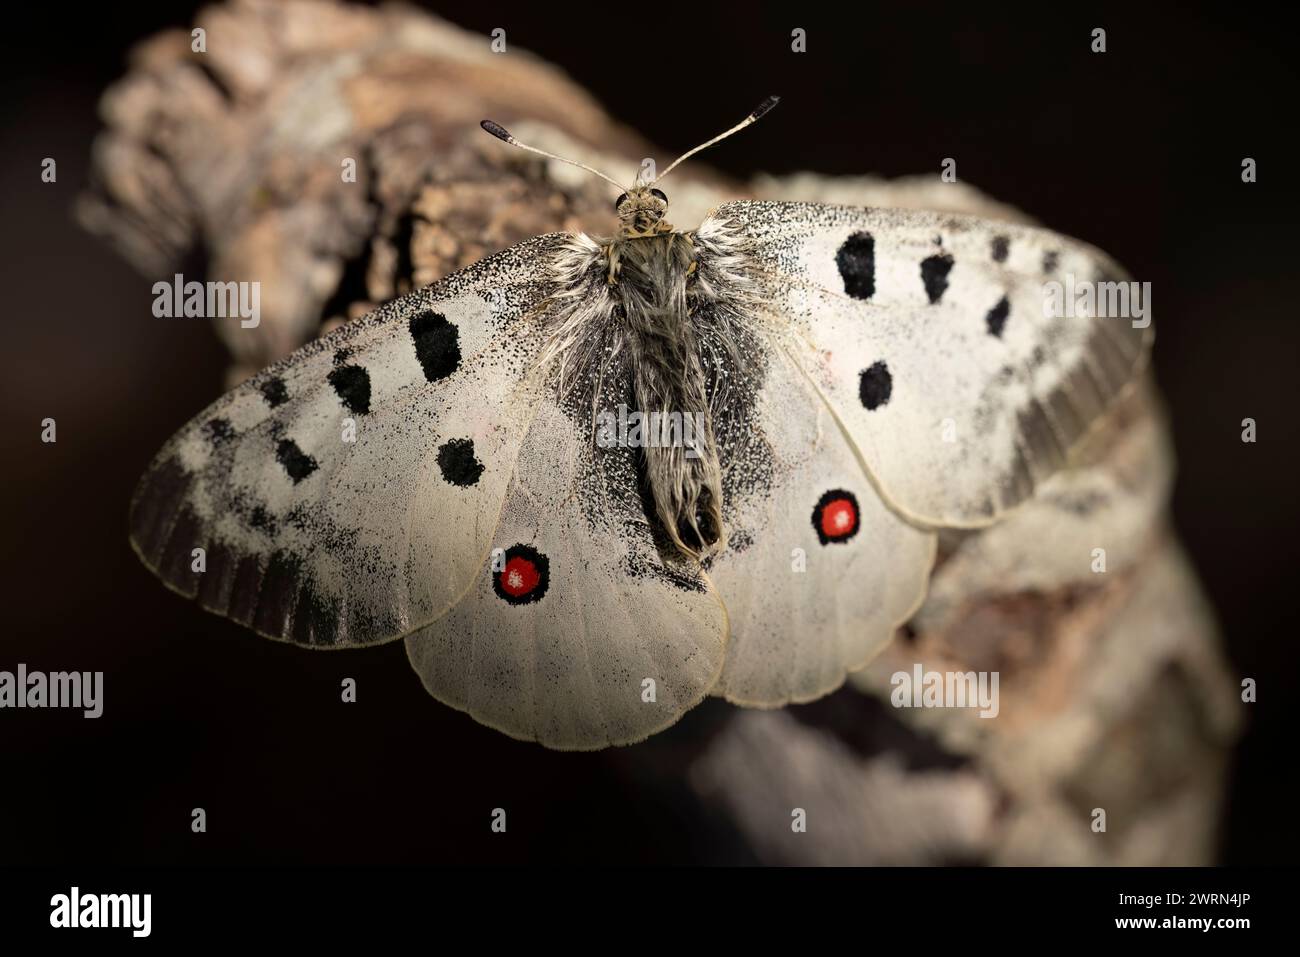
[533,219,762,569]
[611,233,726,561]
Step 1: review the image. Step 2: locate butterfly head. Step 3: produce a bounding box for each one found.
[481,97,778,234]
[614,187,670,237]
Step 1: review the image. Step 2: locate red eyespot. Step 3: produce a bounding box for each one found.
[492,544,550,605]
[812,490,860,545]
[501,557,539,596]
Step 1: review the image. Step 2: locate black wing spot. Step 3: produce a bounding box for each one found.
[986,296,1011,338]
[1043,250,1060,274]
[328,364,372,415]
[835,232,876,300]
[204,417,235,445]
[259,376,289,408]
[249,504,277,534]
[991,235,1010,263]
[275,438,318,483]
[410,310,461,382]
[436,437,485,487]
[858,360,892,411]
[920,254,954,304]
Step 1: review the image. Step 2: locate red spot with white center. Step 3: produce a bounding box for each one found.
[821,499,856,538]
[492,544,550,605]
[501,556,540,597]
[812,489,861,544]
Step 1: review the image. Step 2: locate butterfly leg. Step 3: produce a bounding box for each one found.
[603,243,622,284]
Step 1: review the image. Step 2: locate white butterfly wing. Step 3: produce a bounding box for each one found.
[706,201,1152,528]
[130,234,570,647]
[706,345,935,705]
[404,386,727,750]
[133,195,1148,741]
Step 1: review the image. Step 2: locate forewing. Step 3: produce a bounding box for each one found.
[130,234,570,647]
[705,201,1152,528]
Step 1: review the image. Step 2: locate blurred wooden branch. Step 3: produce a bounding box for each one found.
[80,0,1242,864]
[77,0,673,370]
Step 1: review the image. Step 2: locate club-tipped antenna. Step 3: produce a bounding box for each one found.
[652,96,780,185]
[479,120,626,190]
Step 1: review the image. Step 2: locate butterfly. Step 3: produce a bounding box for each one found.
[130,97,1151,749]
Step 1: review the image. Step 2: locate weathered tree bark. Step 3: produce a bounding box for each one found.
[81,0,1241,864]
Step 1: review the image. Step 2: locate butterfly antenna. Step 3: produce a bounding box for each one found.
[652,96,780,185]
[480,120,626,190]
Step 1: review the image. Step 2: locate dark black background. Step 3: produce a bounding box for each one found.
[1,1,1295,866]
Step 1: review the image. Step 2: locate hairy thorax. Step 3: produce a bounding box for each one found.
[535,212,763,569]
[610,232,725,561]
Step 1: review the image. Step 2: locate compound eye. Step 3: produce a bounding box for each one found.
[614,192,629,210]
[650,188,668,202]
